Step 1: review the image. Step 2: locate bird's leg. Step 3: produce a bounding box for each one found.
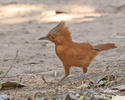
[80,64,89,80]
[59,65,70,82]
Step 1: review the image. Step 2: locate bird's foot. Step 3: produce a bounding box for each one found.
[59,75,67,82]
[80,73,86,81]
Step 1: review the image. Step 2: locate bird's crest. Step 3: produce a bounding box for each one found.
[49,21,65,34]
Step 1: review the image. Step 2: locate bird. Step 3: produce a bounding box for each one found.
[38,21,117,82]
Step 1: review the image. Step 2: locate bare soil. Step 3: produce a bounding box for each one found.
[0,0,125,99]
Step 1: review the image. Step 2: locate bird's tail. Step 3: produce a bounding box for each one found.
[93,43,117,51]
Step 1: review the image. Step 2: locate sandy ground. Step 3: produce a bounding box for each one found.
[0,0,125,99]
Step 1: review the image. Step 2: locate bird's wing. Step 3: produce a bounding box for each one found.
[65,47,88,60]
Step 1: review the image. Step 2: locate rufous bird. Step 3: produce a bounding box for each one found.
[39,21,116,81]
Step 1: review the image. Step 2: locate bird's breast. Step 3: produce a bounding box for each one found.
[56,45,65,54]
[55,45,70,62]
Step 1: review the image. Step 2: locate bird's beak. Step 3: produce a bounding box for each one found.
[38,36,49,40]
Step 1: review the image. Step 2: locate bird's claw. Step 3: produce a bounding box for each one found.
[80,73,86,81]
[59,75,67,82]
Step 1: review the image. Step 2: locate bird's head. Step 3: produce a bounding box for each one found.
[39,21,72,45]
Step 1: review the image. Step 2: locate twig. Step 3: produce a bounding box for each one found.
[0,75,20,78]
[0,50,19,81]
[0,58,23,61]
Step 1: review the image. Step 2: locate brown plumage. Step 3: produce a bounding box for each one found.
[39,21,117,81]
